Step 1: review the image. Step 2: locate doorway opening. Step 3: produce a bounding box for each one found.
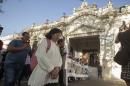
[69,35,100,66]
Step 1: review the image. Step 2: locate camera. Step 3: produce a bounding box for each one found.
[119,21,127,32]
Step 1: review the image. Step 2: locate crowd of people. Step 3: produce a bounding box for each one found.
[0,28,66,86]
[0,20,130,86]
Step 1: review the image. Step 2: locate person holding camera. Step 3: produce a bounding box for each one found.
[115,21,130,86]
[4,32,31,86]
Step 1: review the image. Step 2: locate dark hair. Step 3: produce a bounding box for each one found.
[45,28,62,39]
[22,32,29,36]
[0,40,3,45]
[82,49,88,54]
[0,40,3,50]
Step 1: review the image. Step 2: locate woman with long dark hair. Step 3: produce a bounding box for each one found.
[28,28,63,86]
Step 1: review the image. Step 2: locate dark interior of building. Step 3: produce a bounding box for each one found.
[69,35,100,66]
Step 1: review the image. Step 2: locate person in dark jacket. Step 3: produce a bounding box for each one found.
[0,40,4,80]
[115,21,130,86]
[57,38,66,86]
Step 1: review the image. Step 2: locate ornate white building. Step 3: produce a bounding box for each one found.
[1,0,130,79]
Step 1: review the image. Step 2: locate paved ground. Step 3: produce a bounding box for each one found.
[68,79,126,86]
[0,78,126,86]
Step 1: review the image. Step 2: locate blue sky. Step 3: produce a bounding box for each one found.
[0,0,130,36]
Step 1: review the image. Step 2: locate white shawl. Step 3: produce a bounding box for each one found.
[28,38,62,86]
